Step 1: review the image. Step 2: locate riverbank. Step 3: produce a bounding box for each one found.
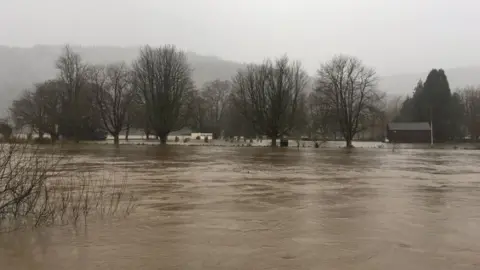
[3,136,480,150]
[87,138,480,150]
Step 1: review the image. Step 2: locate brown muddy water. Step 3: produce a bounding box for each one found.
[1,143,480,269]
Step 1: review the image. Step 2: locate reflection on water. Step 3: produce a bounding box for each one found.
[1,143,480,269]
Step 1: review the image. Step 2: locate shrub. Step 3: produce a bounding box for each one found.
[0,143,135,232]
[204,136,209,143]
[175,136,179,142]
[196,136,201,140]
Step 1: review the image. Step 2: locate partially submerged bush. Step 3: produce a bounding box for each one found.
[0,143,135,232]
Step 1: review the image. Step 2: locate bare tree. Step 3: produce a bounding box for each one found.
[10,90,37,135]
[222,93,256,140]
[458,86,480,141]
[133,45,193,144]
[384,95,404,122]
[315,55,381,148]
[127,99,151,140]
[10,81,63,142]
[201,80,231,138]
[56,45,88,142]
[375,94,405,141]
[90,63,135,145]
[232,56,308,146]
[305,92,336,142]
[33,80,63,141]
[189,91,208,132]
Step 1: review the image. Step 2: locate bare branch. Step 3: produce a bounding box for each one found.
[89,63,135,144]
[232,55,308,146]
[315,55,383,147]
[132,45,193,144]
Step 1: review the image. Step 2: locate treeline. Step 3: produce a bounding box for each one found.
[394,69,480,141]
[5,45,387,147]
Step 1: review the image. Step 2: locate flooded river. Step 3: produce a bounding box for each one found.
[1,143,480,269]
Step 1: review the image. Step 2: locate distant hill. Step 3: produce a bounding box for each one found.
[1,45,480,116]
[378,66,480,97]
[0,45,247,116]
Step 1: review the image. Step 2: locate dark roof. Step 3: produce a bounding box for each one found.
[388,122,431,131]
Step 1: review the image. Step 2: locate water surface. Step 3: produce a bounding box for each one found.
[1,143,480,269]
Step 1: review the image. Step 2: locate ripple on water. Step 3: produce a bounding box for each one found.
[2,144,480,269]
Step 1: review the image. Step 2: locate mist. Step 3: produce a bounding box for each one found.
[2,0,480,75]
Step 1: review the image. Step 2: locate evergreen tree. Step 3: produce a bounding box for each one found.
[422,69,452,141]
[396,69,465,141]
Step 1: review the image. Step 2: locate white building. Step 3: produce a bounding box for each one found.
[190,132,213,140]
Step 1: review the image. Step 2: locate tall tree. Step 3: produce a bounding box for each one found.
[55,45,89,142]
[9,81,63,141]
[222,93,256,139]
[189,90,209,133]
[32,80,63,141]
[422,69,453,141]
[458,86,480,141]
[90,63,135,145]
[232,56,307,146]
[385,95,405,123]
[395,80,425,122]
[305,92,337,140]
[200,80,231,138]
[10,90,37,134]
[450,92,465,140]
[133,45,193,144]
[315,55,381,148]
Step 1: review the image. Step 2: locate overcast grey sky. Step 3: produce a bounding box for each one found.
[1,0,479,75]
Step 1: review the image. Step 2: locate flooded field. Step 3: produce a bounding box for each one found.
[1,143,480,269]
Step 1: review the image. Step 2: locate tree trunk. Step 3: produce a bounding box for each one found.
[346,138,353,148]
[271,136,277,147]
[38,132,44,139]
[73,120,80,143]
[145,131,150,140]
[50,133,58,143]
[371,122,375,140]
[113,134,120,145]
[125,126,130,141]
[159,134,167,144]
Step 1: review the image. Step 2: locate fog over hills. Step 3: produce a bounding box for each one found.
[379,66,480,96]
[1,45,480,117]
[0,45,247,116]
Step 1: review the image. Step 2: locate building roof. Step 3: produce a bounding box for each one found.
[388,122,431,131]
